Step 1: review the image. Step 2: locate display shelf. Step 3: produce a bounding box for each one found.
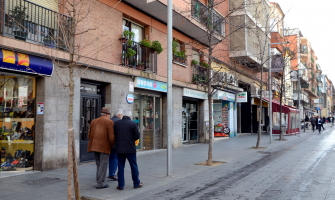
[0,140,34,144]
[0,118,34,122]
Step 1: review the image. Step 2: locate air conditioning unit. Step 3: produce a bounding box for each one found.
[232,78,239,87]
[229,75,234,84]
[251,86,260,97]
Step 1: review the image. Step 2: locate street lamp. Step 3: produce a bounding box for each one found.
[269,41,290,143]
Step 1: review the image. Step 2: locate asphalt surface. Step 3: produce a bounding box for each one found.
[1,124,335,200]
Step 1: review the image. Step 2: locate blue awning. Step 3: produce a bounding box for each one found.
[0,49,53,76]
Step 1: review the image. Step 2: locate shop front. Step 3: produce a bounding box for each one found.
[133,77,165,150]
[251,97,269,133]
[213,91,237,138]
[0,49,53,173]
[182,88,207,143]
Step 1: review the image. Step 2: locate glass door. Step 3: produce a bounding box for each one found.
[182,101,198,143]
[142,96,154,150]
[80,95,101,162]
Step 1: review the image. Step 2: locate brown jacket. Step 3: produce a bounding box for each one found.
[87,116,115,154]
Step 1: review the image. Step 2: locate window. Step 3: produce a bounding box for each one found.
[213,11,225,36]
[192,49,200,63]
[122,19,145,43]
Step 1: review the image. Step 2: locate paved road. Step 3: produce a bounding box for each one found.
[132,125,335,200]
[1,124,335,200]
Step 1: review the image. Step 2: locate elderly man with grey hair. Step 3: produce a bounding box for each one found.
[108,109,123,181]
[114,109,142,190]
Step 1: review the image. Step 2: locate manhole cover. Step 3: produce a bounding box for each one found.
[26,177,65,186]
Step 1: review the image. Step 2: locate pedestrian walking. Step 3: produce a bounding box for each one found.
[332,116,335,127]
[321,116,326,130]
[311,115,316,132]
[108,109,123,181]
[317,116,322,133]
[114,109,143,190]
[87,107,115,189]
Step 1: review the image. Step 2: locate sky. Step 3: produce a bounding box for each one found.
[276,0,335,83]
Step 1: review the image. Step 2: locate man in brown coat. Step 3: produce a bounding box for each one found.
[88,107,115,189]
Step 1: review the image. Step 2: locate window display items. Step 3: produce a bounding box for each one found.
[0,75,35,172]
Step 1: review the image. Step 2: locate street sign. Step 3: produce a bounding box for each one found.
[315,107,323,110]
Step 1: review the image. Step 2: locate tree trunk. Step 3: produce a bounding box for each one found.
[256,66,263,149]
[67,68,74,200]
[207,5,213,166]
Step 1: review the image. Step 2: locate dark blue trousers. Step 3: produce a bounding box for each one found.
[108,149,118,177]
[117,153,140,189]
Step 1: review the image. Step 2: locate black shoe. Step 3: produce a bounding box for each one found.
[107,176,118,181]
[96,184,109,189]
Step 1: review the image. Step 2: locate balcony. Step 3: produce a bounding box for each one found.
[121,40,157,73]
[192,65,208,86]
[122,0,223,46]
[300,49,308,57]
[2,0,72,51]
[173,54,187,67]
[229,14,269,70]
[311,57,315,64]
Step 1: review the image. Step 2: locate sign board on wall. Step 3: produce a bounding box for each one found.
[37,102,44,114]
[183,88,207,99]
[213,91,235,102]
[126,94,134,104]
[236,92,247,103]
[129,82,134,92]
[134,77,167,93]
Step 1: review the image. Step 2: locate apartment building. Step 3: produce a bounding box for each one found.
[0,0,236,171]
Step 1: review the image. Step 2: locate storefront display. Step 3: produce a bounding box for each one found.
[213,91,236,137]
[0,74,35,172]
[182,101,198,142]
[133,94,162,150]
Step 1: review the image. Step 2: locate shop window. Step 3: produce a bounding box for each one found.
[123,19,145,43]
[0,74,35,172]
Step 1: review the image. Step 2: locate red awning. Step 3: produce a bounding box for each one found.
[263,97,299,113]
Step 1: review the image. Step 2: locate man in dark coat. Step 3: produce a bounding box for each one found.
[108,109,122,181]
[317,116,323,133]
[114,109,143,190]
[311,115,316,132]
[321,116,326,130]
[87,107,114,189]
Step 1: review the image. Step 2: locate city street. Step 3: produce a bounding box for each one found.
[1,124,335,200]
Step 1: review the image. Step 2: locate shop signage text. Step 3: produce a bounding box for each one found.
[126,94,134,104]
[315,107,322,110]
[236,92,247,103]
[213,91,235,102]
[183,88,207,99]
[135,77,167,93]
[37,102,44,114]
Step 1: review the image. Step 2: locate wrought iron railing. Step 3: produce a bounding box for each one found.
[192,64,208,85]
[191,0,224,36]
[121,40,157,73]
[2,0,72,51]
[173,54,187,66]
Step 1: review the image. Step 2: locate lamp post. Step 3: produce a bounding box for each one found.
[268,41,290,143]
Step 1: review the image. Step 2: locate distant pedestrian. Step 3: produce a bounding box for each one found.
[87,107,115,189]
[108,109,123,181]
[114,109,143,190]
[311,115,316,132]
[322,116,326,130]
[317,116,322,133]
[332,116,335,127]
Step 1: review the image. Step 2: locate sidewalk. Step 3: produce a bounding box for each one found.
[0,125,327,200]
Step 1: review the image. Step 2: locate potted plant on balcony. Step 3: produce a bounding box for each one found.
[151,40,163,54]
[192,59,198,67]
[139,40,151,48]
[200,60,209,68]
[9,6,29,41]
[121,30,135,45]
